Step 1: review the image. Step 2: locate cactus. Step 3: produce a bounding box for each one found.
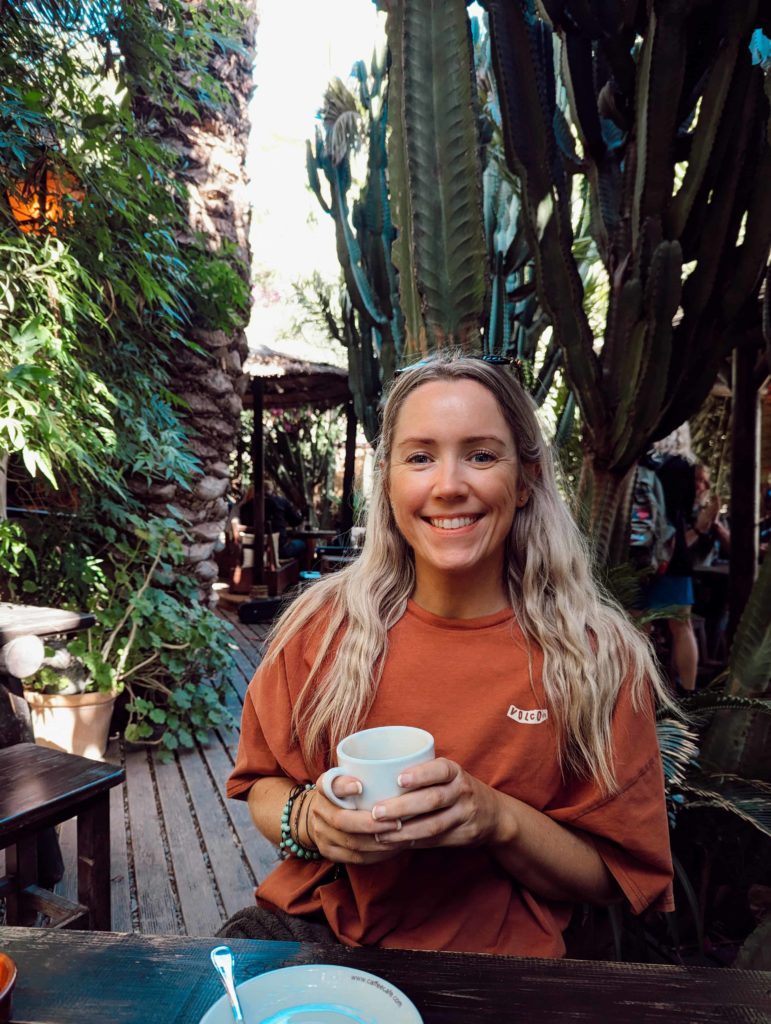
[386,0,488,355]
[309,3,575,438]
[485,0,771,559]
[306,49,396,442]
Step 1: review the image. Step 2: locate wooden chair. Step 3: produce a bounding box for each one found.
[0,743,124,929]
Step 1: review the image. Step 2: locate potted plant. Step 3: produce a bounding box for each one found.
[23,641,118,759]
[21,525,164,759]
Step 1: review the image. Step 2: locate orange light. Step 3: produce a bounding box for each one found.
[7,162,84,235]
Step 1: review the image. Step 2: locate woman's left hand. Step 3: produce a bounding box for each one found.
[369,758,506,850]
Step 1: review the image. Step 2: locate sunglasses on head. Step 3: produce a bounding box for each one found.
[394,354,528,385]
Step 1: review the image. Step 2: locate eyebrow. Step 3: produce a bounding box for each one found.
[395,435,509,447]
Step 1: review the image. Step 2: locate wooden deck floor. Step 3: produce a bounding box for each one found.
[52,605,278,936]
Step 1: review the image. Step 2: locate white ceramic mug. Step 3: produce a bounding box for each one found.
[320,725,435,811]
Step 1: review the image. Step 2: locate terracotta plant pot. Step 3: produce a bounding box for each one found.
[23,688,117,760]
[0,951,16,1023]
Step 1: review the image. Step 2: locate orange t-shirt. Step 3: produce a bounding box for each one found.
[227,601,674,957]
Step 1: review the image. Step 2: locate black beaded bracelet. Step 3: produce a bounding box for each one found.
[279,783,320,860]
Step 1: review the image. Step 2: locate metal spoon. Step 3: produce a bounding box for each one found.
[210,945,244,1022]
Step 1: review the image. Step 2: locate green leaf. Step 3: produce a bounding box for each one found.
[178,728,194,748]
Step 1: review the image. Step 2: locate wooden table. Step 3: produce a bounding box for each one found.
[1,927,770,1023]
[0,605,95,644]
[0,745,124,929]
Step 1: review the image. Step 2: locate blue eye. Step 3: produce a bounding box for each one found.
[470,450,496,464]
[405,452,432,465]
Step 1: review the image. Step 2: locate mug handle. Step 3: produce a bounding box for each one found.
[319,767,358,809]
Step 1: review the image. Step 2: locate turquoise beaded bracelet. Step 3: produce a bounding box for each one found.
[279,783,320,860]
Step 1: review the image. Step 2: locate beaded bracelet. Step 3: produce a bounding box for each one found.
[279,783,320,860]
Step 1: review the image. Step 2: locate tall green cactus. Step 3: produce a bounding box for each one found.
[485,0,771,560]
[306,43,397,443]
[386,0,488,356]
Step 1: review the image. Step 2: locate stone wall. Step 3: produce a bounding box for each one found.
[134,5,257,605]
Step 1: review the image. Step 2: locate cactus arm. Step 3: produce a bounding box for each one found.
[678,61,757,353]
[561,32,604,163]
[553,389,576,450]
[602,271,640,410]
[667,28,742,239]
[615,240,682,466]
[385,0,426,360]
[486,0,604,439]
[631,2,688,248]
[306,135,330,214]
[330,161,388,329]
[722,142,771,323]
[400,0,488,350]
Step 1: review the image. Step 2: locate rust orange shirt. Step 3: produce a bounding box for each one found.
[228,601,674,956]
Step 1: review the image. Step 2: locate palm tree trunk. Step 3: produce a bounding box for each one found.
[131,4,258,604]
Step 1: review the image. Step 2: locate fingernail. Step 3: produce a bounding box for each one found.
[395,818,402,830]
[372,805,386,820]
[345,781,363,796]
[397,773,411,787]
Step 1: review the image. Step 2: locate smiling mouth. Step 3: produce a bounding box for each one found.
[426,515,483,530]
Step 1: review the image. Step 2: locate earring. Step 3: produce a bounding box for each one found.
[517,493,529,507]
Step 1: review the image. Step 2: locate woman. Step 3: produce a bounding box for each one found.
[223,353,674,957]
[640,427,716,693]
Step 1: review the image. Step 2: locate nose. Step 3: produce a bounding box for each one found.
[431,457,469,500]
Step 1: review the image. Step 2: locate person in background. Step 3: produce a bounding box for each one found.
[639,429,720,693]
[638,426,699,694]
[690,464,730,568]
[218,352,674,958]
[231,482,306,563]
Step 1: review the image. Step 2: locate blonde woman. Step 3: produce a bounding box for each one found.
[223,353,674,957]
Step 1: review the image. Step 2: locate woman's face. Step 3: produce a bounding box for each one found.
[388,379,527,584]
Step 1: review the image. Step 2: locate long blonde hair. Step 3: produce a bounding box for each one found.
[262,353,667,792]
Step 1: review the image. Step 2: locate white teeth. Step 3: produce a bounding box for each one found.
[428,516,479,530]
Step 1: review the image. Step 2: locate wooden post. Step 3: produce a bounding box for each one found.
[251,377,265,586]
[728,344,760,641]
[340,402,357,540]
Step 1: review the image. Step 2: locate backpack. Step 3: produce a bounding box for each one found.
[629,464,676,574]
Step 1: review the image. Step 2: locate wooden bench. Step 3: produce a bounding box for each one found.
[265,558,299,597]
[0,744,124,929]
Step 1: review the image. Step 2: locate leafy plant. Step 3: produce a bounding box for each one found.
[0,0,248,746]
[20,511,234,754]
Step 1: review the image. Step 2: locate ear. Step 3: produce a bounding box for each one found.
[516,463,540,507]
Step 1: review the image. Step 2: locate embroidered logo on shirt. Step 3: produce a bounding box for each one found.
[507,704,548,724]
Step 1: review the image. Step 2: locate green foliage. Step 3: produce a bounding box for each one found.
[188,243,251,332]
[16,507,234,750]
[484,0,770,561]
[0,0,249,746]
[264,406,346,528]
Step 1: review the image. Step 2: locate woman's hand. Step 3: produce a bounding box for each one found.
[365,758,508,852]
[307,775,406,865]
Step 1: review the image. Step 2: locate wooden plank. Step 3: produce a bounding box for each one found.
[153,753,223,937]
[176,741,260,921]
[197,736,278,886]
[7,927,771,1024]
[105,742,132,932]
[54,816,77,907]
[123,746,180,935]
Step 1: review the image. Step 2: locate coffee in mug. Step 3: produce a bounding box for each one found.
[320,725,434,811]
